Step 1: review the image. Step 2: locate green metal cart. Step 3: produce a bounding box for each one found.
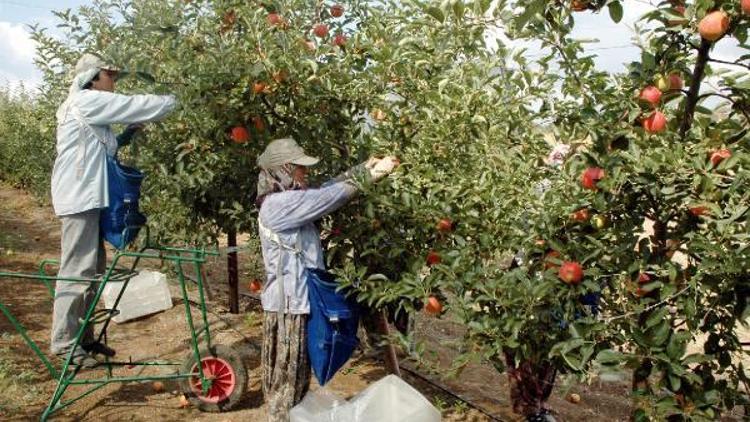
[0,228,247,421]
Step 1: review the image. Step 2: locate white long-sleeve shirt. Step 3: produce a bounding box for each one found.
[51,90,176,216]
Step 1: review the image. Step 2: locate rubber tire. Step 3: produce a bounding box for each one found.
[179,344,247,412]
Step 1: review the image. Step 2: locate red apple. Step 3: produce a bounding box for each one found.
[424,296,443,315]
[426,250,441,266]
[436,218,453,233]
[333,34,347,47]
[710,149,732,167]
[638,273,651,284]
[668,72,683,91]
[313,23,329,38]
[698,10,730,42]
[570,208,591,222]
[643,111,667,133]
[581,167,605,190]
[743,0,750,15]
[249,279,262,293]
[689,206,709,217]
[230,126,249,144]
[558,261,584,285]
[639,86,662,107]
[266,13,283,27]
[253,81,268,94]
[331,4,345,18]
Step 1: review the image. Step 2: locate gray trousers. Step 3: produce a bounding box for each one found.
[50,209,106,355]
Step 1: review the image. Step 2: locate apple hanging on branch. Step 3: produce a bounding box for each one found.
[230,126,249,144]
[698,10,730,42]
[643,111,667,133]
[639,85,662,108]
[313,23,329,38]
[558,261,584,285]
[581,167,605,191]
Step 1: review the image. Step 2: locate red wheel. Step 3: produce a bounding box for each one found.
[180,345,247,412]
[189,356,237,404]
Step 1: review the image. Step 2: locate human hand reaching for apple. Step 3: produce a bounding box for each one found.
[368,156,399,181]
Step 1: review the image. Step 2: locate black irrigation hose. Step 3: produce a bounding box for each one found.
[237,290,508,421]
[395,363,507,422]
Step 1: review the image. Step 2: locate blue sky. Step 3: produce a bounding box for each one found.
[0,0,87,89]
[0,1,744,91]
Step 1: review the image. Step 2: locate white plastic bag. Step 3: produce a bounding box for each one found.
[102,270,172,323]
[290,375,441,422]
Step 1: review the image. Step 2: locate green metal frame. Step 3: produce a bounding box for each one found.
[0,227,219,421]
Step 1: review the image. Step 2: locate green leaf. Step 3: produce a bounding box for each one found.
[425,7,445,22]
[452,0,465,18]
[668,374,681,392]
[649,320,671,346]
[596,349,627,365]
[608,1,623,23]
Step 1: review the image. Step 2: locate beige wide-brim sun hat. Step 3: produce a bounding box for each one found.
[257,138,320,169]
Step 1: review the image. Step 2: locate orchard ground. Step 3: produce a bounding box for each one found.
[0,182,745,422]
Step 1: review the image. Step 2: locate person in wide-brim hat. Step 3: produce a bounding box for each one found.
[255,137,398,421]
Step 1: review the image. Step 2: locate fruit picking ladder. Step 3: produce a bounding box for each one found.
[0,228,247,421]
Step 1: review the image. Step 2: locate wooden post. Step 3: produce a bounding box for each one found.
[227,229,239,314]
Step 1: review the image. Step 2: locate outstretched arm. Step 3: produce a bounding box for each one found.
[77,91,177,126]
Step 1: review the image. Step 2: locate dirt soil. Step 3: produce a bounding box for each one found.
[0,183,742,422]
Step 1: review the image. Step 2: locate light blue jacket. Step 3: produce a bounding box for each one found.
[258,173,361,314]
[51,90,176,216]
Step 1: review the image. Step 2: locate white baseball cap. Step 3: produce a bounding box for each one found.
[74,53,119,76]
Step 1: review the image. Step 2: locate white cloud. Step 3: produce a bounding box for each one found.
[0,21,41,89]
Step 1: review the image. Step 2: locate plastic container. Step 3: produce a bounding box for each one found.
[102,270,172,323]
[290,375,441,422]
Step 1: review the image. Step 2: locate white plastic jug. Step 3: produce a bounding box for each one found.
[102,270,172,323]
[290,375,441,422]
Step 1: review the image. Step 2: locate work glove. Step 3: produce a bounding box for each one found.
[368,156,399,181]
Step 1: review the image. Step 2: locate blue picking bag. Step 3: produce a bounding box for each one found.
[100,154,146,250]
[306,268,360,386]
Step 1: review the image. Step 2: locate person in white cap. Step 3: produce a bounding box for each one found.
[50,53,176,367]
[255,138,398,421]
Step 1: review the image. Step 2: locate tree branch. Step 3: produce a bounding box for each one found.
[679,38,712,138]
[707,58,750,72]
